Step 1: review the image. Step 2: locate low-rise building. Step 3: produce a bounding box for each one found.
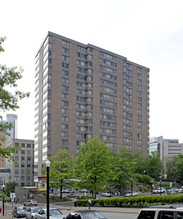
[149,136,183,165]
[6,139,34,186]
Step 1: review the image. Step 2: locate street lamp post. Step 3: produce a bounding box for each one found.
[151,181,153,195]
[46,160,50,219]
[131,177,133,197]
[160,175,162,196]
[2,184,5,216]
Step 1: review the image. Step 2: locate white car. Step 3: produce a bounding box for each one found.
[152,188,166,194]
[34,208,66,219]
[26,207,42,219]
[125,191,139,197]
[137,206,183,219]
[24,200,38,206]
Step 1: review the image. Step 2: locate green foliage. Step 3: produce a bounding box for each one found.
[0,37,29,160]
[4,181,17,196]
[41,149,74,199]
[110,148,137,192]
[166,155,179,181]
[143,151,164,180]
[75,137,111,198]
[51,196,70,202]
[75,194,183,207]
[175,155,183,183]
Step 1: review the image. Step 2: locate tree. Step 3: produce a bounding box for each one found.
[0,37,29,159]
[165,155,179,181]
[4,181,17,196]
[75,137,111,198]
[143,151,164,180]
[110,148,137,194]
[175,155,183,183]
[42,150,74,199]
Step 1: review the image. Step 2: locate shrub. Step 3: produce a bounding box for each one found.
[75,194,183,207]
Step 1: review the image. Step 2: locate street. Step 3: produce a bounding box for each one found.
[102,212,137,219]
[1,201,139,219]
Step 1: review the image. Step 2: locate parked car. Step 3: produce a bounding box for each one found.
[67,193,80,198]
[137,206,183,219]
[34,208,66,219]
[26,207,42,219]
[124,191,139,197]
[24,200,38,206]
[179,186,183,193]
[13,206,27,218]
[153,187,166,194]
[101,192,113,197]
[63,210,107,219]
[62,188,70,193]
[79,189,88,193]
[167,188,179,194]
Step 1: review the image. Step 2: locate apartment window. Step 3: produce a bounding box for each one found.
[87,54,93,60]
[62,85,69,92]
[62,70,69,77]
[62,40,69,47]
[15,169,19,174]
[62,93,69,99]
[77,74,85,81]
[77,67,85,73]
[100,51,116,61]
[87,68,93,74]
[77,52,86,59]
[62,47,69,54]
[77,89,85,95]
[62,78,69,84]
[77,60,85,66]
[87,61,92,67]
[62,117,69,122]
[77,46,86,52]
[62,108,68,114]
[62,55,69,61]
[62,132,68,137]
[77,96,85,102]
[62,140,68,145]
[62,124,68,130]
[62,62,69,69]
[88,47,93,53]
[77,81,86,88]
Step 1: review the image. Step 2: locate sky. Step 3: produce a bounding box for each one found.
[1,0,183,141]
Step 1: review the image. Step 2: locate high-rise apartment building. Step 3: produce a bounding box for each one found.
[34,32,150,180]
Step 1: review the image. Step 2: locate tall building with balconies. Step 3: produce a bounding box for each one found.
[34,32,150,181]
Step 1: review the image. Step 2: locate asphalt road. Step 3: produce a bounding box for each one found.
[102,212,137,219]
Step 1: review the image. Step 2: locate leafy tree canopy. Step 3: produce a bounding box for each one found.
[42,149,74,199]
[0,37,29,160]
[4,181,17,196]
[76,136,111,198]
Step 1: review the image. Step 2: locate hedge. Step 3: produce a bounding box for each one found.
[75,194,183,208]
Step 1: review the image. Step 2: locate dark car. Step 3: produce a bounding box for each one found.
[13,206,27,218]
[63,210,106,219]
